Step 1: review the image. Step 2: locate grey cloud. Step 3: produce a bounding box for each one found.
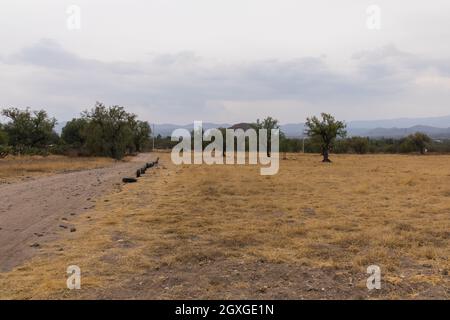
[1,40,450,122]
[8,39,88,69]
[353,44,450,77]
[5,39,145,75]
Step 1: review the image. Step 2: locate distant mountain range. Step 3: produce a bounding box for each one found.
[55,115,450,139]
[152,115,450,139]
[152,122,231,137]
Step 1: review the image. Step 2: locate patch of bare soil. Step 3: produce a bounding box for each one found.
[69,259,447,300]
[0,153,155,272]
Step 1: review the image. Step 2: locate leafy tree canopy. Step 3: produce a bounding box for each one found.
[1,107,57,151]
[305,113,346,162]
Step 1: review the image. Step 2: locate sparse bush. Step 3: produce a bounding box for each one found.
[408,132,432,154]
[303,135,323,154]
[154,134,179,149]
[278,135,450,155]
[1,108,57,154]
[286,138,303,153]
[333,139,350,154]
[398,137,416,154]
[348,136,370,154]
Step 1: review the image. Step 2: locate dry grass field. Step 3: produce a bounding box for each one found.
[0,153,449,299]
[0,155,118,183]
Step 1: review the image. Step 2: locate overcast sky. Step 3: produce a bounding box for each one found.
[1,0,449,124]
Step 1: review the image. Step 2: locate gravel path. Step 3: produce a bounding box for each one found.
[0,153,156,272]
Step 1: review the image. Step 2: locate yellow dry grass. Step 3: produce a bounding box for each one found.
[0,155,117,183]
[0,153,449,299]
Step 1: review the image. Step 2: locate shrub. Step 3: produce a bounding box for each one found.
[348,137,370,154]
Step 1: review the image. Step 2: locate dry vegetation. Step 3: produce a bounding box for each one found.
[0,153,449,299]
[0,155,119,183]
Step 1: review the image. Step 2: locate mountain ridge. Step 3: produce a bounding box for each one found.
[152,115,450,138]
[55,115,450,138]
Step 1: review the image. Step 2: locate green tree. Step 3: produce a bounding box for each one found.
[82,102,135,160]
[408,132,431,155]
[0,123,10,158]
[253,116,280,156]
[130,120,151,152]
[1,108,57,152]
[61,118,89,148]
[0,124,8,146]
[305,113,347,162]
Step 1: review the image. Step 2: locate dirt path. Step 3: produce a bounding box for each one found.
[0,153,156,272]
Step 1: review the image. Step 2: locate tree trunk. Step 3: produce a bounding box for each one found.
[322,149,332,162]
